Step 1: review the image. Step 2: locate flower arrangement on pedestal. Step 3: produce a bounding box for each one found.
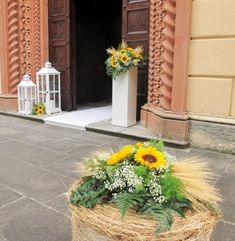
[105,41,146,127]
[105,41,145,79]
[69,139,222,241]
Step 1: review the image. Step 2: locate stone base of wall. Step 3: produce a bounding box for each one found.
[141,105,189,145]
[189,119,235,154]
[0,94,18,111]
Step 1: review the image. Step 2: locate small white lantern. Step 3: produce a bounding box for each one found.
[36,61,61,114]
[17,74,37,115]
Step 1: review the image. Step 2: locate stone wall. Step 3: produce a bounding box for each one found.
[189,119,235,154]
[187,0,235,118]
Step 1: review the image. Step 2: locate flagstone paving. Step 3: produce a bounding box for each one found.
[0,115,234,241]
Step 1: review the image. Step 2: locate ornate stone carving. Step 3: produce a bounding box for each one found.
[147,0,176,110]
[148,0,166,106]
[160,0,176,110]
[19,0,33,75]
[6,0,41,94]
[7,0,21,94]
[33,0,41,72]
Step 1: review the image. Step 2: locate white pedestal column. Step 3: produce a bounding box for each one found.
[112,67,137,127]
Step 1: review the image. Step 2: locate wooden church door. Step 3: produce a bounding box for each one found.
[122,0,149,119]
[48,0,149,113]
[48,0,73,111]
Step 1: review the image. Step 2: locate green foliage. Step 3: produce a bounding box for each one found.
[104,165,116,176]
[160,172,185,202]
[84,158,106,172]
[139,198,191,233]
[145,139,164,152]
[70,177,108,208]
[133,165,149,178]
[112,192,144,217]
[168,199,191,218]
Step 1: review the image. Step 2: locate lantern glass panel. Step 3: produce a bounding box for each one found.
[41,75,46,92]
[20,87,25,99]
[55,75,59,91]
[49,75,54,92]
[55,93,59,108]
[50,93,54,100]
[20,100,23,111]
[38,76,42,91]
[26,87,31,99]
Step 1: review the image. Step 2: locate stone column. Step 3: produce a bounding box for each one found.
[141,0,192,144]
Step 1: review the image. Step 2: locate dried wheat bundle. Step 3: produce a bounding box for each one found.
[69,179,220,241]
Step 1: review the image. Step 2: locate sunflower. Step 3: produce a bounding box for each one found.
[111,60,116,68]
[107,145,134,165]
[37,109,44,115]
[119,49,126,54]
[38,105,44,110]
[120,54,129,63]
[134,147,167,169]
[33,107,38,112]
[127,47,134,53]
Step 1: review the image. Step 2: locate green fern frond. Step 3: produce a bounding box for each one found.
[112,192,144,217]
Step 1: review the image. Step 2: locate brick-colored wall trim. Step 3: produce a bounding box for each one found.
[142,0,192,142]
[0,94,18,111]
[4,0,48,93]
[141,105,189,143]
[0,0,48,111]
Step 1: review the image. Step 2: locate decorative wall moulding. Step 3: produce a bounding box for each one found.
[6,0,42,94]
[141,105,189,144]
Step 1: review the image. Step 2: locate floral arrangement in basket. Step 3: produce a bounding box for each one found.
[32,102,46,115]
[69,139,222,240]
[105,41,145,79]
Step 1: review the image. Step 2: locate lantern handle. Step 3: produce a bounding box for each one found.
[45,62,52,68]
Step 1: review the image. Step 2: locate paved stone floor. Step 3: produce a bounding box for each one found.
[0,115,234,241]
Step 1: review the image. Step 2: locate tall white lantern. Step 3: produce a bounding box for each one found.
[17,74,37,115]
[36,61,61,114]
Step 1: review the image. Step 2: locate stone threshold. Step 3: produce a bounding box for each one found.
[86,120,189,148]
[0,110,189,148]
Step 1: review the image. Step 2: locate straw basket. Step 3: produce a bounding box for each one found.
[69,181,220,241]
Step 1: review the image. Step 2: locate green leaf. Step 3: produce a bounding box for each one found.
[70,177,109,208]
[145,139,164,152]
[154,140,164,152]
[133,165,149,178]
[112,192,143,217]
[70,190,82,205]
[155,211,172,234]
[160,172,185,202]
[105,166,115,176]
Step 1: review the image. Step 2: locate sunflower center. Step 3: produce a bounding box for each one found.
[142,154,157,163]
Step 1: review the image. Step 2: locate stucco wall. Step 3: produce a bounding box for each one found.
[187,0,235,118]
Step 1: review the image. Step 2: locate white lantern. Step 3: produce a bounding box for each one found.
[36,61,61,114]
[17,74,37,115]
